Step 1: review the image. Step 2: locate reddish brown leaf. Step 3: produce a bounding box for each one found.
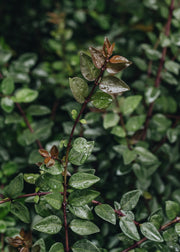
[44,157,51,165]
[50,145,59,159]
[106,61,132,74]
[36,162,43,167]
[110,55,130,64]
[108,43,115,56]
[38,149,50,158]
[20,228,25,238]
[7,237,23,247]
[89,47,105,69]
[20,247,29,252]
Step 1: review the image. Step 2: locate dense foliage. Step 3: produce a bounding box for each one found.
[0,0,180,251]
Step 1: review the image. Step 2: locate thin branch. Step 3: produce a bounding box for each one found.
[121,216,180,252]
[0,191,63,205]
[15,102,43,149]
[141,0,174,140]
[62,59,109,252]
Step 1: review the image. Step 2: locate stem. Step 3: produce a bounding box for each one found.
[1,233,4,252]
[121,216,180,252]
[15,102,43,149]
[62,60,109,252]
[141,0,174,141]
[0,192,63,205]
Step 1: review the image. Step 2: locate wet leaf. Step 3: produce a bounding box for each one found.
[50,145,59,158]
[175,223,180,236]
[24,173,39,184]
[69,77,89,103]
[4,173,24,198]
[10,202,31,223]
[103,113,119,129]
[69,137,94,166]
[120,217,140,241]
[70,219,100,235]
[99,76,130,94]
[120,190,142,211]
[40,162,63,175]
[38,149,49,158]
[12,88,38,103]
[91,90,113,109]
[140,222,163,242]
[95,204,116,225]
[1,97,14,113]
[80,52,100,81]
[44,192,63,210]
[68,189,100,206]
[1,76,15,95]
[89,46,105,69]
[33,215,62,234]
[49,242,64,252]
[72,239,100,252]
[165,201,180,220]
[69,172,100,189]
[68,205,94,220]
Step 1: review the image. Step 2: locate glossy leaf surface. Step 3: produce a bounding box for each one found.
[100,76,130,94]
[10,202,30,223]
[69,77,89,104]
[69,172,100,189]
[68,189,100,206]
[70,219,100,235]
[33,215,62,234]
[95,204,116,225]
[120,217,140,241]
[72,239,100,252]
[120,190,142,211]
[140,222,163,242]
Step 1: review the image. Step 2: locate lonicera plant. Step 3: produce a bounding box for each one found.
[0,1,180,251]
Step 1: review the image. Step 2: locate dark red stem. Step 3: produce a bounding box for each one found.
[141,0,174,140]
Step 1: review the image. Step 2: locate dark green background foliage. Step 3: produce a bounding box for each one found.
[0,0,180,251]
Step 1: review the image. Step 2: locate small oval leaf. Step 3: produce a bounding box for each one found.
[69,77,89,104]
[99,76,130,94]
[72,239,100,252]
[120,217,140,241]
[80,52,100,81]
[33,215,62,234]
[95,204,116,225]
[140,222,163,242]
[70,219,100,235]
[120,190,142,211]
[69,172,100,189]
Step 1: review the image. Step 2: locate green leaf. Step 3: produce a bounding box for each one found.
[68,205,93,220]
[70,219,100,235]
[12,88,38,103]
[44,192,63,210]
[49,242,64,252]
[148,208,164,229]
[165,201,180,220]
[122,95,142,115]
[111,126,126,138]
[26,105,51,116]
[163,227,178,243]
[80,51,100,81]
[10,201,31,223]
[145,87,161,104]
[4,173,24,198]
[122,149,137,165]
[175,223,180,236]
[72,239,101,252]
[151,114,171,133]
[134,147,159,166]
[0,202,10,219]
[5,112,22,124]
[35,174,63,192]
[18,53,37,68]
[120,190,142,211]
[33,238,46,252]
[69,172,100,189]
[0,49,12,65]
[133,57,147,71]
[0,220,6,233]
[33,215,62,234]
[140,222,163,242]
[99,76,130,94]
[91,90,113,109]
[69,137,94,166]
[103,113,119,129]
[69,77,89,103]
[167,128,179,143]
[165,60,180,75]
[95,204,116,225]
[145,48,161,60]
[120,217,140,241]
[1,161,17,176]
[68,189,100,206]
[1,76,14,95]
[1,97,14,113]
[40,161,63,175]
[126,115,146,132]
